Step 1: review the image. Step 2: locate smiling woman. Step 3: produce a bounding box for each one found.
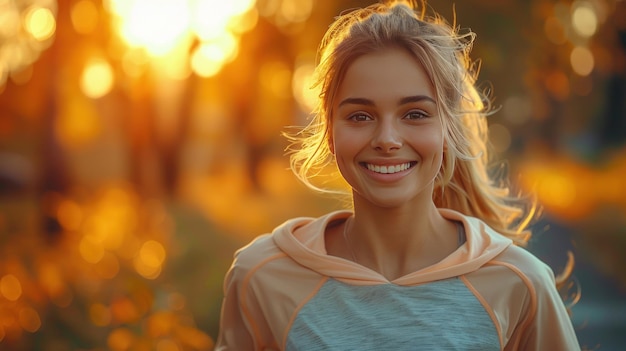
[215,1,581,350]
[330,48,443,212]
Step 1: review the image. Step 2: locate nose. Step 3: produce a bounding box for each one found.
[371,119,402,152]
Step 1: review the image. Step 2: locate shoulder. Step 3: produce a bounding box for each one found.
[228,234,287,282]
[487,248,580,349]
[494,245,556,284]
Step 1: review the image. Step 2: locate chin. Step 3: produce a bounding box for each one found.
[354,189,426,209]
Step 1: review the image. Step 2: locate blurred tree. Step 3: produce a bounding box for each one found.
[597,3,626,150]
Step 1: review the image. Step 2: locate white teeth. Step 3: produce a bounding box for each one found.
[366,162,412,174]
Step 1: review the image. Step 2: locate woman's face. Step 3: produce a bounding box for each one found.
[330,47,444,209]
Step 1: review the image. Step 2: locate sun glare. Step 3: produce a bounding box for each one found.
[105,0,257,78]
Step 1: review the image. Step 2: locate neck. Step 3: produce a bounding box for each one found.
[347,195,459,280]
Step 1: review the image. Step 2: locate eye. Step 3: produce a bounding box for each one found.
[404,110,429,120]
[348,113,372,122]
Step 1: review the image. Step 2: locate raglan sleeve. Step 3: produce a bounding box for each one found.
[214,258,257,351]
[514,262,581,351]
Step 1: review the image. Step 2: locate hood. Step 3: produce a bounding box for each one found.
[272,209,512,285]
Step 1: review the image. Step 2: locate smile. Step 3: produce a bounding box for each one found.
[363,162,416,174]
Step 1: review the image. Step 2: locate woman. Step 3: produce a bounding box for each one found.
[216,1,580,350]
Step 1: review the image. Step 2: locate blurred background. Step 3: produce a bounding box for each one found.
[0,0,624,350]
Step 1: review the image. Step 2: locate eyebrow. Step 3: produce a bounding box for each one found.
[338,95,436,108]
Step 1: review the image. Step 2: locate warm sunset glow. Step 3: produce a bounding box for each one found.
[190,43,229,78]
[279,0,313,23]
[191,0,255,40]
[86,219,124,251]
[261,61,291,99]
[55,98,101,148]
[229,7,259,34]
[121,49,148,77]
[121,0,190,56]
[152,43,192,80]
[260,0,313,26]
[24,7,56,41]
[134,240,165,279]
[0,8,20,38]
[133,259,161,279]
[538,173,577,208]
[79,236,105,263]
[292,61,317,113]
[139,240,166,268]
[2,1,625,349]
[190,34,239,77]
[519,158,601,219]
[71,0,99,35]
[0,1,57,92]
[106,0,257,77]
[81,57,114,98]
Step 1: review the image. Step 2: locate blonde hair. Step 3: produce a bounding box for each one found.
[286,0,535,245]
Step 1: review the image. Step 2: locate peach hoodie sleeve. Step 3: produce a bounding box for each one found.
[214,263,257,351]
[506,260,580,351]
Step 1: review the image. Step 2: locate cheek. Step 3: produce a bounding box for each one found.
[332,137,358,162]
[412,128,445,152]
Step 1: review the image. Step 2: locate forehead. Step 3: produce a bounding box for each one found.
[335,48,435,104]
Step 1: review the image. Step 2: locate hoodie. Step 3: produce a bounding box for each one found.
[215,209,580,351]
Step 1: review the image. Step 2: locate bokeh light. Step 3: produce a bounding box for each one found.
[71,0,99,35]
[107,327,135,351]
[24,6,56,41]
[18,307,41,333]
[0,0,57,88]
[0,274,22,301]
[571,2,598,38]
[81,57,115,98]
[292,56,318,113]
[570,46,595,76]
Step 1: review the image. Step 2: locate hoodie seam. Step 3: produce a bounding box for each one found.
[240,252,288,350]
[487,260,537,350]
[459,275,504,350]
[281,276,329,350]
